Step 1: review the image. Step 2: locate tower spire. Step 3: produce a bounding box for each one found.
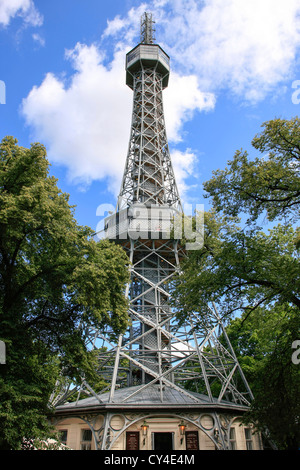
[118,12,181,213]
[140,11,155,44]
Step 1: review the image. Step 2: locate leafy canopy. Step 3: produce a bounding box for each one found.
[173,116,300,450]
[0,136,130,449]
[226,305,300,450]
[173,211,299,323]
[204,117,300,224]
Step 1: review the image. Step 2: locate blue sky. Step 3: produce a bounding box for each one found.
[1,0,300,233]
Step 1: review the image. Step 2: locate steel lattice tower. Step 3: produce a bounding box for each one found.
[52,13,254,451]
[102,11,252,402]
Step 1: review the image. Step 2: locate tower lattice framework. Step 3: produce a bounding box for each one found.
[51,13,254,450]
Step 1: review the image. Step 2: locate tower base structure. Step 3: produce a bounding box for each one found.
[52,385,263,450]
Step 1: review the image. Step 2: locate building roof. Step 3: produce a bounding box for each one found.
[55,384,249,415]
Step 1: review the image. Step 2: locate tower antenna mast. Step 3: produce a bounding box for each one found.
[140,11,155,44]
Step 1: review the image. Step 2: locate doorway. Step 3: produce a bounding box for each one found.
[152,432,174,450]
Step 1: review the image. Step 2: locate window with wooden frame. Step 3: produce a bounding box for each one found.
[59,429,68,446]
[244,427,253,450]
[81,429,92,450]
[229,427,237,450]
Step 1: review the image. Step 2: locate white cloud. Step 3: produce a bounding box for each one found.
[170,148,199,201]
[103,0,300,103]
[164,72,215,142]
[103,3,148,44]
[22,43,132,193]
[32,32,45,46]
[0,0,43,27]
[104,15,128,38]
[157,0,300,102]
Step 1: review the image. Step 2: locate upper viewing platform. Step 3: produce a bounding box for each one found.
[126,44,170,89]
[125,12,170,89]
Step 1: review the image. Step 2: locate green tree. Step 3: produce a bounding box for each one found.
[173,212,299,322]
[204,117,300,224]
[0,137,130,449]
[173,116,300,450]
[225,306,300,450]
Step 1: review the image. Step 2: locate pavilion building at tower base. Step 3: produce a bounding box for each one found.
[52,384,263,450]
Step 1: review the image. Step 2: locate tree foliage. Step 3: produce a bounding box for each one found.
[174,212,299,322]
[0,137,130,449]
[226,306,300,450]
[173,117,300,450]
[204,117,300,224]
